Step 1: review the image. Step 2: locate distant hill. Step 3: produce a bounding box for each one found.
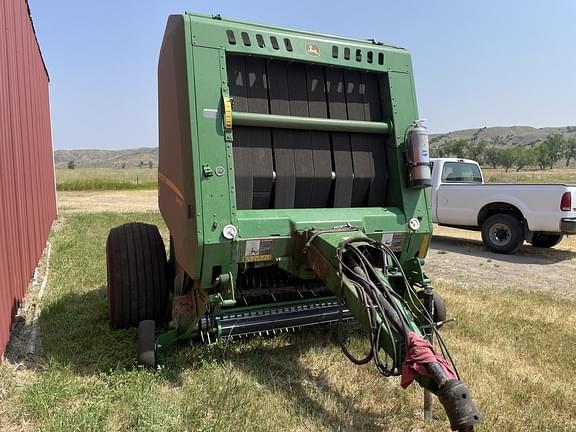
[54,147,158,168]
[53,125,576,167]
[430,125,576,149]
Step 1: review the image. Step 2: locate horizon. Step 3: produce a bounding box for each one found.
[52,124,576,152]
[29,1,576,150]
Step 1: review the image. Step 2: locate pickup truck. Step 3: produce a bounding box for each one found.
[430,158,576,253]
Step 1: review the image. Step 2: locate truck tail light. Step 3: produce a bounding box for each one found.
[561,192,572,211]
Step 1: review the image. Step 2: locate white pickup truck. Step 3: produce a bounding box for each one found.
[430,158,576,253]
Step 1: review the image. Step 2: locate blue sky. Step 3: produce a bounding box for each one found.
[29,0,576,150]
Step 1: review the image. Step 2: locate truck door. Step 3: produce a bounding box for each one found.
[436,161,483,226]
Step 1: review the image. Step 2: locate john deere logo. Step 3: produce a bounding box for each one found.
[305,43,320,57]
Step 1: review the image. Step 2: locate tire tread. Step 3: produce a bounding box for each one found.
[106,223,168,329]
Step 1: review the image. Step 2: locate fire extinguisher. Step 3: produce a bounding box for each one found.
[406,119,432,188]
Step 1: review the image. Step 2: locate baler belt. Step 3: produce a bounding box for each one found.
[288,63,314,208]
[227,56,274,209]
[344,70,375,207]
[306,65,333,208]
[325,68,354,207]
[244,57,274,209]
[267,60,296,208]
[227,55,388,209]
[362,72,389,206]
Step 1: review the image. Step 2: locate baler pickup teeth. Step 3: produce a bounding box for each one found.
[199,302,353,341]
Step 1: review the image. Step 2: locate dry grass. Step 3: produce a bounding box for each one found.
[57,190,158,213]
[483,167,576,184]
[1,213,575,431]
[56,168,157,191]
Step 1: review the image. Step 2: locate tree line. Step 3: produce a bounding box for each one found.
[431,134,576,171]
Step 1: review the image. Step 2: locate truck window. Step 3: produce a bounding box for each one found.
[441,162,482,183]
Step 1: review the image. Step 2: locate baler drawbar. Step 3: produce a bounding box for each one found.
[106,12,483,431]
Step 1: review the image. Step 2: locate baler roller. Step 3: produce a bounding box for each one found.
[232,111,392,134]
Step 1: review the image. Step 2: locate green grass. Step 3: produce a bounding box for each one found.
[1,213,575,431]
[56,168,158,191]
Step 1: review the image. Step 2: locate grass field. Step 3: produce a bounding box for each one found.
[55,165,576,192]
[56,168,157,191]
[484,167,576,184]
[1,212,575,431]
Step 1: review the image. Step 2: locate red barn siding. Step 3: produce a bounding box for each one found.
[0,0,56,359]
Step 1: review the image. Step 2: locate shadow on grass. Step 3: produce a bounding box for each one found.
[431,235,576,264]
[172,332,388,432]
[39,286,388,431]
[204,340,385,430]
[39,287,139,373]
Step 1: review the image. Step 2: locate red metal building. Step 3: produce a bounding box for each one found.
[0,0,56,359]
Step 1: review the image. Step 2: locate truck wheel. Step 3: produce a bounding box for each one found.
[481,214,524,254]
[106,223,168,329]
[529,232,563,248]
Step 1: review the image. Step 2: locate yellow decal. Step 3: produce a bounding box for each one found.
[244,254,273,263]
[223,97,233,129]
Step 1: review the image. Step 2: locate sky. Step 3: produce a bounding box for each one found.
[28,0,576,150]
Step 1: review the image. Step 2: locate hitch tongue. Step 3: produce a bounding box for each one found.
[437,380,484,431]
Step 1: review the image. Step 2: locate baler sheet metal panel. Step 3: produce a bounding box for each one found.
[227,54,390,211]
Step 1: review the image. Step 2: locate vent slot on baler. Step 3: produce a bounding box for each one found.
[227,54,389,210]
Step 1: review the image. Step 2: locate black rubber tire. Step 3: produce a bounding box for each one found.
[138,320,156,368]
[417,290,447,325]
[529,232,563,248]
[481,214,524,254]
[106,222,168,329]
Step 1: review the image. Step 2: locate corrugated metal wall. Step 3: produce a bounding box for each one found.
[0,0,56,359]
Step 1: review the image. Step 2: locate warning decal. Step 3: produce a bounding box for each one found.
[244,239,273,262]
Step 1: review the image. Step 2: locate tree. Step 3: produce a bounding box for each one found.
[67,160,76,170]
[443,138,470,158]
[496,148,515,172]
[139,161,144,169]
[564,137,576,167]
[121,163,126,169]
[468,139,489,164]
[430,145,446,158]
[484,146,500,169]
[148,161,153,169]
[513,147,536,172]
[535,143,552,170]
[541,134,565,169]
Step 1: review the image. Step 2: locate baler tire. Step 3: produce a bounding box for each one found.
[137,320,156,368]
[481,214,523,254]
[106,222,168,329]
[529,232,563,248]
[417,290,447,327]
